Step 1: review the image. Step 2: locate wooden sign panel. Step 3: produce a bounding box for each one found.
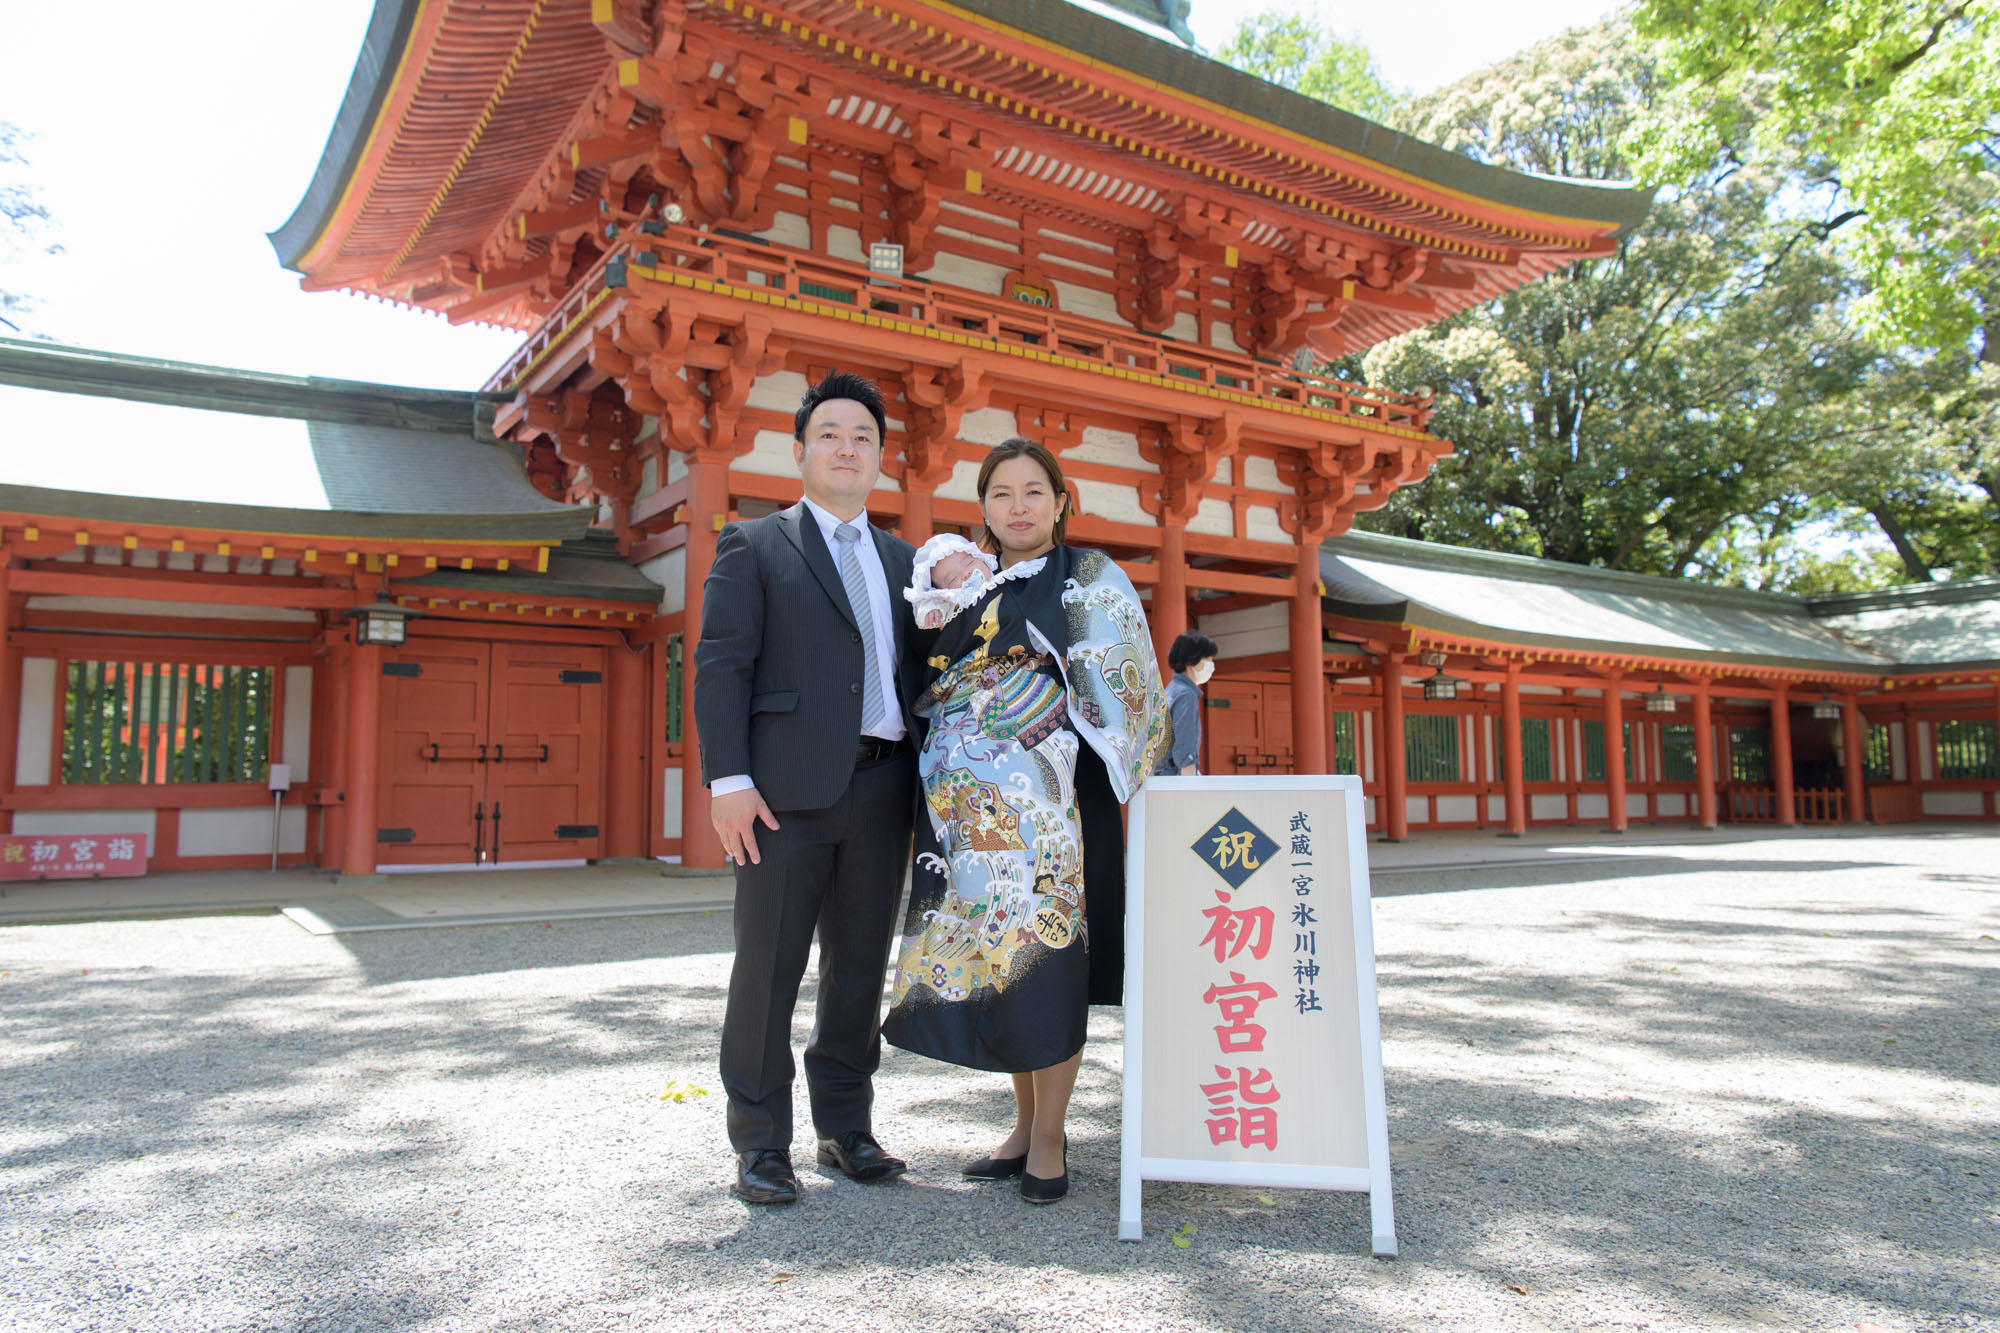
[1121,775,1395,1256]
[0,832,150,880]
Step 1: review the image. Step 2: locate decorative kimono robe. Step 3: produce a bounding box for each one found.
[882,547,1171,1074]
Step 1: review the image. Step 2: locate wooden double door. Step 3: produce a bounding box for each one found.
[1204,678,1294,775]
[376,640,606,866]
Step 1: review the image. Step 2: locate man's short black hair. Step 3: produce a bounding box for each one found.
[1168,631,1220,674]
[794,369,888,444]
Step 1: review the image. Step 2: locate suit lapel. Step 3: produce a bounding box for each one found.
[778,501,859,631]
[869,524,911,658]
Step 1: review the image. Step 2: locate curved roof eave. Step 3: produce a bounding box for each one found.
[268,0,423,274]
[271,0,1655,283]
[0,484,589,546]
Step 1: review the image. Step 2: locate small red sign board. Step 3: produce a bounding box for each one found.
[0,833,150,880]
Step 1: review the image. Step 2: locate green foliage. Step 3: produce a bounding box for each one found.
[0,122,59,334]
[1632,0,2000,356]
[1214,12,1400,120]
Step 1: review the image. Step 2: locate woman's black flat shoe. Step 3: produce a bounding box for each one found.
[1020,1168,1068,1203]
[962,1152,1027,1180]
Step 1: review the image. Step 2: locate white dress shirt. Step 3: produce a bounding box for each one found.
[710,498,904,797]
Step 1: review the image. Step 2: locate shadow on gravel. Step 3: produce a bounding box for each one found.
[329,907,736,985]
[1372,857,1892,897]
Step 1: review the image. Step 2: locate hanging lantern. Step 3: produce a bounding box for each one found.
[1421,666,1462,702]
[342,594,422,647]
[1644,684,1678,714]
[1812,692,1843,720]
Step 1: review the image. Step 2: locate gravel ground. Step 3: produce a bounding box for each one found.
[2,830,1996,1332]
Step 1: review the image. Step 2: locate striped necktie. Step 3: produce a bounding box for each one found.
[833,523,886,730]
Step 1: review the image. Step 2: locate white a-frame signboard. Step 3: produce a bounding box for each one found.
[1121,774,1396,1256]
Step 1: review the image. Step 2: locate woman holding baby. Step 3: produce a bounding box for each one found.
[880,438,1171,1203]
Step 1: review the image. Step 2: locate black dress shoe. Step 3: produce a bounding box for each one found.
[961,1151,1028,1181]
[815,1130,907,1182]
[732,1149,799,1205]
[1020,1139,1068,1203]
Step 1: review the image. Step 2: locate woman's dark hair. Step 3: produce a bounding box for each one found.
[974,437,1071,550]
[794,369,888,444]
[1168,631,1220,674]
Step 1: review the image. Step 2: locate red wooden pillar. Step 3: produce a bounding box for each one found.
[1153,522,1188,673]
[1770,685,1795,826]
[0,552,15,836]
[1500,662,1526,836]
[603,641,648,859]
[1379,652,1408,841]
[341,637,383,874]
[321,635,351,867]
[680,455,727,869]
[1603,672,1628,832]
[1841,693,1866,823]
[1289,541,1326,775]
[1692,682,1718,829]
[900,485,935,546]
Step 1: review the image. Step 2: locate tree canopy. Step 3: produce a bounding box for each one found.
[1218,13,1998,590]
[1210,12,1398,121]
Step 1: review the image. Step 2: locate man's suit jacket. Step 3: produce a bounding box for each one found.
[693,501,922,814]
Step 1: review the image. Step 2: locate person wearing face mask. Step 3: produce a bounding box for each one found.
[880,436,1171,1204]
[1157,632,1219,777]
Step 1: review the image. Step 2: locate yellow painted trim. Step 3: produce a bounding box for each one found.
[296,0,441,273]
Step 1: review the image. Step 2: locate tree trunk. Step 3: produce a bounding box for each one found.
[1870,506,1935,582]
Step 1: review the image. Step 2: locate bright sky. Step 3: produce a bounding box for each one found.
[0,0,1615,399]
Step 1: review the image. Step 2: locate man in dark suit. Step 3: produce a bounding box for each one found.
[693,369,920,1205]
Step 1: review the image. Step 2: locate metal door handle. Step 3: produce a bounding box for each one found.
[426,742,439,762]
[493,744,503,763]
[490,802,501,864]
[477,743,488,764]
[474,802,486,863]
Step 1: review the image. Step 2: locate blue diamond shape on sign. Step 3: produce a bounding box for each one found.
[1192,807,1277,890]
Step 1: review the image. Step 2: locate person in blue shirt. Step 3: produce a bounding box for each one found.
[1157,631,1218,776]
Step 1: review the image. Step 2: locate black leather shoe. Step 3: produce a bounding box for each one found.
[731,1149,799,1205]
[815,1130,907,1182]
[961,1151,1028,1181]
[1020,1138,1068,1203]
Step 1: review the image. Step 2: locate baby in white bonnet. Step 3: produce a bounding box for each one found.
[904,532,998,630]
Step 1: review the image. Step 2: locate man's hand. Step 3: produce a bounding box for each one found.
[712,787,780,864]
[1180,763,1198,776]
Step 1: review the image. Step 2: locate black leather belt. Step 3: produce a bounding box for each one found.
[855,735,909,764]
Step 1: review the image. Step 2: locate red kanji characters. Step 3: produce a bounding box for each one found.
[1200,1065,1282,1150]
[1199,897,1274,962]
[1202,971,1277,1053]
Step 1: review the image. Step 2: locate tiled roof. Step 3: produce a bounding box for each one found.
[1319,531,2000,673]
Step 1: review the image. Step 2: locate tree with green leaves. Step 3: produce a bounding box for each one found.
[1633,0,1999,359]
[1213,11,1399,120]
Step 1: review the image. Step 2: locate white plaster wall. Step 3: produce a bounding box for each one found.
[12,809,158,839]
[1210,320,1244,354]
[1073,479,1146,525]
[283,665,313,781]
[1627,794,1649,817]
[1520,684,1565,696]
[1576,793,1609,819]
[746,370,810,413]
[1195,601,1287,660]
[1363,795,1376,826]
[1923,791,1985,816]
[1067,426,1144,469]
[15,657,55,785]
[179,806,305,857]
[1361,709,1375,783]
[1486,795,1506,821]
[1434,796,1476,828]
[1657,793,1688,816]
[1164,311,1198,342]
[1404,795,1430,825]
[918,252,1012,296]
[1211,458,1233,485]
[1186,496,1233,538]
[661,765,683,839]
[1889,722,1908,780]
[666,450,688,485]
[825,224,865,264]
[637,548,688,616]
[764,210,811,250]
[1244,506,1286,544]
[1052,281,1125,327]
[1241,456,1287,493]
[957,406,1020,446]
[1531,794,1568,820]
[935,458,986,503]
[733,428,804,480]
[1916,722,1934,780]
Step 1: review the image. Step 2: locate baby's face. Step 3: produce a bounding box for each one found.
[933,552,988,589]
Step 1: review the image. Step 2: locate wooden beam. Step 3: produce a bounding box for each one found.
[12,569,359,608]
